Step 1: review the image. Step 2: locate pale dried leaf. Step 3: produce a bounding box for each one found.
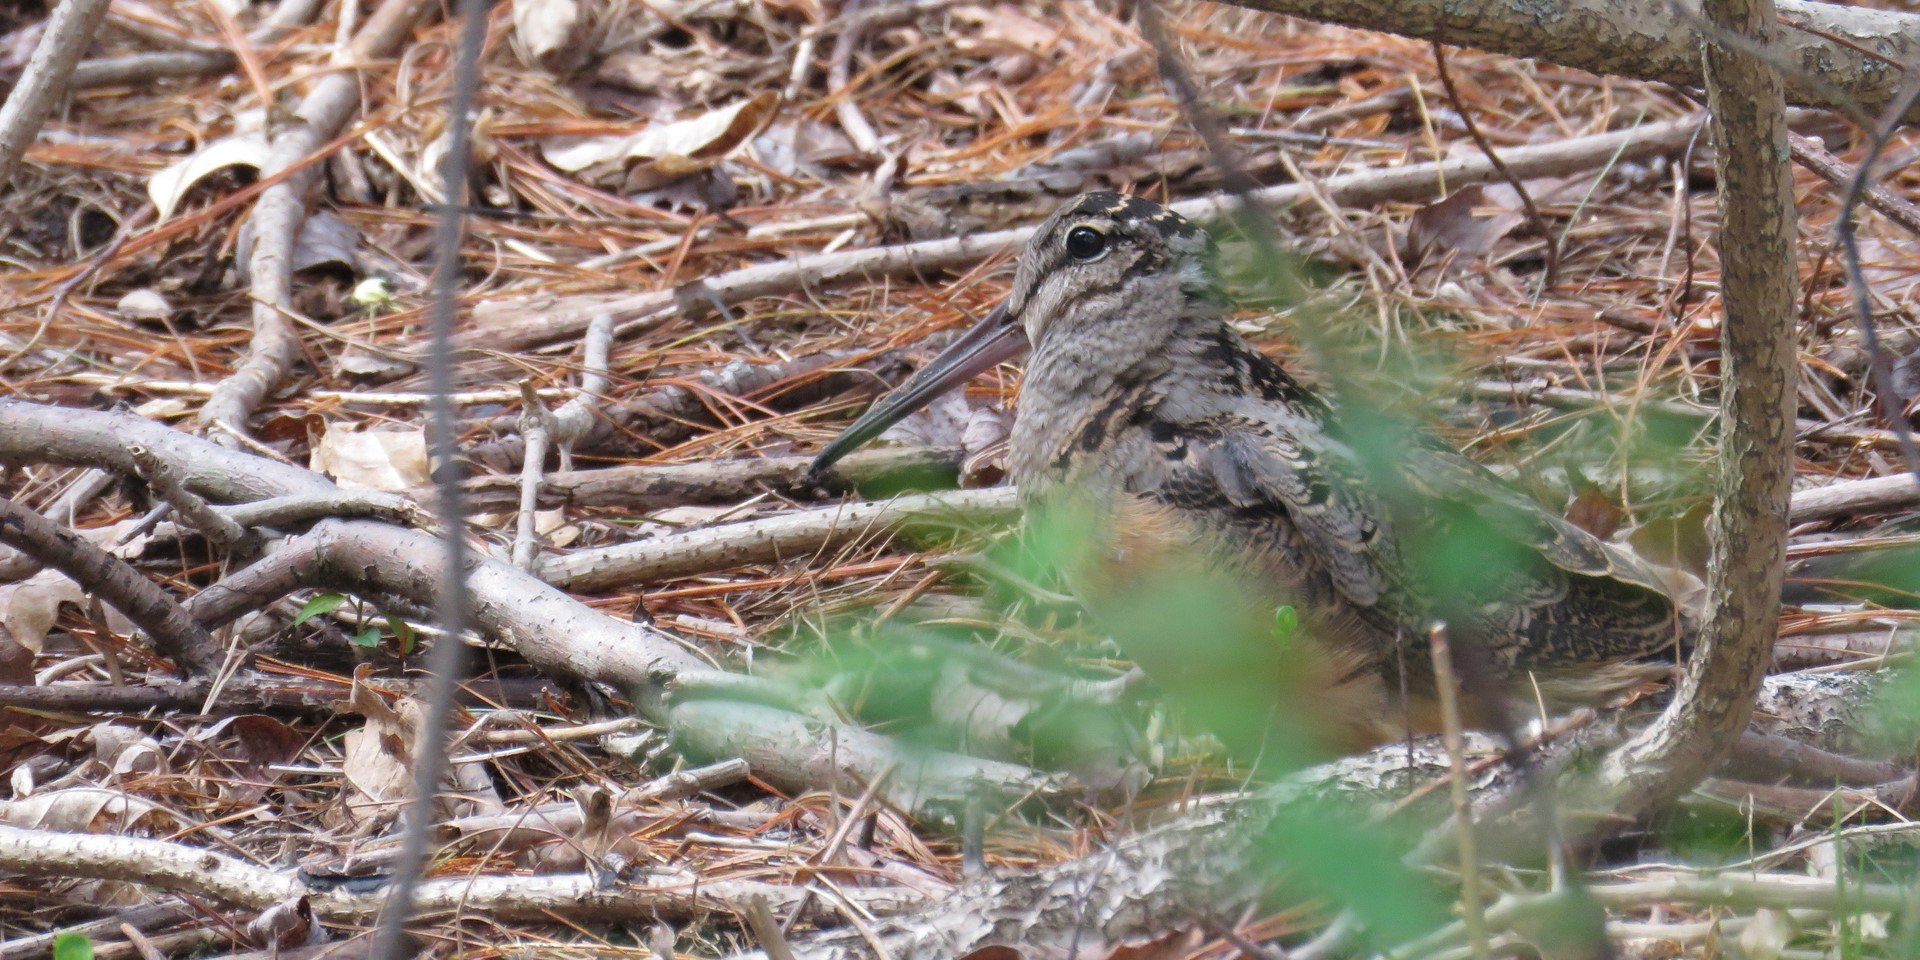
[131,397,192,419]
[114,289,173,322]
[0,569,84,653]
[953,4,1061,52]
[248,896,321,949]
[542,93,779,190]
[1738,908,1791,960]
[881,389,973,449]
[338,669,419,829]
[0,787,181,833]
[1854,234,1920,304]
[1405,183,1525,265]
[84,723,168,779]
[512,0,583,67]
[310,423,431,492]
[291,210,362,272]
[148,132,271,221]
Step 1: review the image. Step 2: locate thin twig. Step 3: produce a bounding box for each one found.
[367,0,486,951]
[1430,626,1491,960]
[1430,43,1560,290]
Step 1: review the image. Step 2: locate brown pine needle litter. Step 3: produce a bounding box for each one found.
[4,0,1920,957]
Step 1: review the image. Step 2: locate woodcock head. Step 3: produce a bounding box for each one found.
[811,192,1220,472]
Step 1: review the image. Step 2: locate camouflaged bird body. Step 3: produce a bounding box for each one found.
[1002,199,1692,713]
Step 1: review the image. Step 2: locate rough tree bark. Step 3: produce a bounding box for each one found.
[1593,0,1799,819]
[1216,0,1914,122]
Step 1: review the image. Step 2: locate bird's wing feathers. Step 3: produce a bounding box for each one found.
[1394,438,1682,600]
[1106,406,1397,609]
[1115,394,1678,621]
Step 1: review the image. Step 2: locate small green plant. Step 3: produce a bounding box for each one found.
[51,933,92,960]
[292,593,415,653]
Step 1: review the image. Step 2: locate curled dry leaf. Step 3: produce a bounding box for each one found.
[0,787,187,834]
[82,722,168,780]
[309,422,431,492]
[1405,183,1525,266]
[542,92,779,192]
[511,0,587,72]
[148,132,271,221]
[248,896,323,949]
[336,667,421,829]
[114,289,173,323]
[334,665,497,827]
[0,569,87,654]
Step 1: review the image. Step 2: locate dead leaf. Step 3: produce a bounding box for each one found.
[754,120,863,175]
[0,787,183,833]
[0,569,85,654]
[114,289,173,323]
[542,93,779,191]
[1739,908,1791,960]
[953,5,1062,53]
[83,723,167,779]
[148,132,270,221]
[512,0,586,72]
[310,422,430,492]
[293,210,362,272]
[881,390,973,449]
[1405,183,1525,265]
[1564,482,1624,540]
[1852,234,1920,305]
[336,668,421,829]
[248,896,321,950]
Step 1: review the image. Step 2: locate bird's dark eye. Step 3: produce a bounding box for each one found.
[1064,226,1107,261]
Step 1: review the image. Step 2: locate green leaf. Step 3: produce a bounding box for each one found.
[385,613,415,654]
[292,593,348,627]
[349,626,382,649]
[52,933,93,960]
[1261,807,1447,945]
[1271,604,1298,642]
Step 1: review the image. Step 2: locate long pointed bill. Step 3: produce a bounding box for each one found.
[811,304,1026,475]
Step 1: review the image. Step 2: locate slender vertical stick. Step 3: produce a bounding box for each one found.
[1430,625,1491,960]
[366,0,488,955]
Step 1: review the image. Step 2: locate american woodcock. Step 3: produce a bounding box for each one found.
[812,192,1694,752]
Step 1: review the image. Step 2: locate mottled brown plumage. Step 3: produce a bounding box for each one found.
[814,192,1694,749]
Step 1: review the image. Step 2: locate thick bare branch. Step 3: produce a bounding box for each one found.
[1593,0,1798,817]
[1214,0,1918,122]
[0,0,113,186]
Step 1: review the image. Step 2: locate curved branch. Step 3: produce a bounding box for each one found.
[0,497,226,677]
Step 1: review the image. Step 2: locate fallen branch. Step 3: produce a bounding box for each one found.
[1790,472,1920,522]
[1587,0,1799,822]
[0,497,226,677]
[455,114,1707,354]
[1214,0,1920,122]
[0,0,114,186]
[0,824,921,922]
[539,488,1019,593]
[195,0,437,441]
